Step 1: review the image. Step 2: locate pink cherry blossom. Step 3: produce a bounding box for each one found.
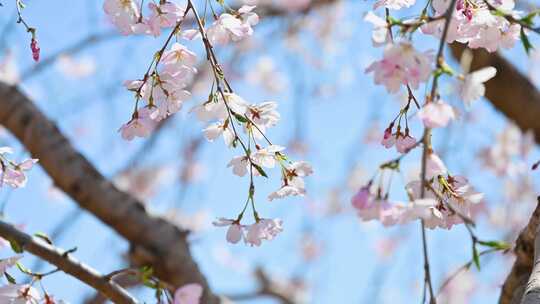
[351,186,371,210]
[148,1,185,30]
[103,0,140,35]
[426,152,448,179]
[213,218,244,244]
[245,218,283,246]
[0,284,41,303]
[119,107,156,140]
[417,101,456,128]
[366,42,432,93]
[395,133,416,153]
[422,0,521,52]
[207,7,259,45]
[1,158,38,188]
[174,283,202,304]
[227,155,250,177]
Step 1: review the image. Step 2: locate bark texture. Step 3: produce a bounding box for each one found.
[521,222,540,304]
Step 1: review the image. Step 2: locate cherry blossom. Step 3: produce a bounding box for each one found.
[417,101,456,128]
[252,145,285,169]
[212,218,244,244]
[395,134,416,153]
[364,11,390,47]
[148,1,185,33]
[245,102,280,138]
[0,150,38,189]
[202,121,235,147]
[119,107,156,140]
[422,0,521,52]
[268,161,313,201]
[459,66,497,106]
[227,155,250,177]
[426,152,448,179]
[103,0,140,35]
[244,218,283,247]
[0,284,41,304]
[366,42,432,93]
[207,6,259,45]
[173,283,202,304]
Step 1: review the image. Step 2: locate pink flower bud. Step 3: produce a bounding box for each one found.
[30,38,40,62]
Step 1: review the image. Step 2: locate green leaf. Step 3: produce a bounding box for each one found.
[478,240,511,250]
[16,262,32,275]
[520,27,534,55]
[472,244,481,270]
[34,232,53,245]
[4,272,16,284]
[233,113,248,123]
[521,11,540,26]
[9,239,23,254]
[252,164,268,178]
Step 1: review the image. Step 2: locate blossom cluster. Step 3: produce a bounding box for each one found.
[103,0,258,43]
[352,152,483,229]
[421,0,520,52]
[213,217,283,247]
[105,0,312,246]
[120,42,197,140]
[0,147,37,189]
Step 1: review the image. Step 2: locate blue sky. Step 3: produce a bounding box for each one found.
[0,0,539,303]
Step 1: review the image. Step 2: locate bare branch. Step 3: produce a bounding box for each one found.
[0,219,138,304]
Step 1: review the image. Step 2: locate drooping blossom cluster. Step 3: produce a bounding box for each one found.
[103,0,257,43]
[103,0,185,36]
[0,147,38,189]
[119,42,197,140]
[106,0,311,246]
[421,0,521,52]
[352,152,483,229]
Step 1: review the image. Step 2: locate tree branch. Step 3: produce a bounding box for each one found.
[499,198,540,304]
[0,82,220,303]
[521,222,540,304]
[0,219,138,304]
